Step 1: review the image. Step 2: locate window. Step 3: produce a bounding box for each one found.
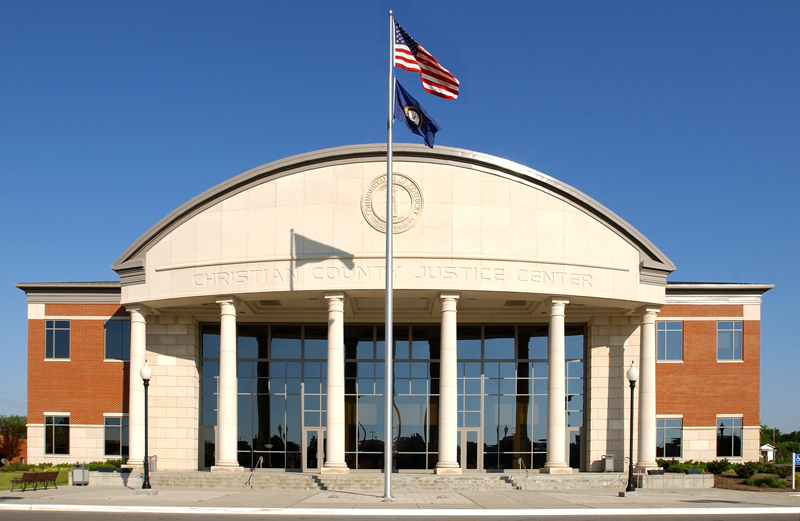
[717,417,742,457]
[105,320,131,361]
[44,416,69,455]
[656,418,682,458]
[717,321,742,360]
[104,416,129,457]
[45,321,70,359]
[657,322,683,361]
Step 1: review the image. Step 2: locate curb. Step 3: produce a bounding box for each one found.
[2,505,800,516]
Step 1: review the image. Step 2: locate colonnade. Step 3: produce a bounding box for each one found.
[124,296,660,473]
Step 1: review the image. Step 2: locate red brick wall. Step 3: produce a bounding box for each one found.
[28,304,129,425]
[658,304,743,318]
[656,306,759,427]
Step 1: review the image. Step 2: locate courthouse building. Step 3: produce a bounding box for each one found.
[17,144,771,474]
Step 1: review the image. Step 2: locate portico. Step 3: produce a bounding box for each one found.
[112,144,673,474]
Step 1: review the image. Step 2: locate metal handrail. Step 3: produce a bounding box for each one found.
[247,456,264,489]
[517,457,528,490]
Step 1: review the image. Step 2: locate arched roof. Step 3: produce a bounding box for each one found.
[112,144,674,286]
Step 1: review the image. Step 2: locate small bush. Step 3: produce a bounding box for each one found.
[657,458,679,471]
[705,459,730,475]
[743,476,786,488]
[775,465,791,478]
[660,459,705,473]
[0,462,35,472]
[733,461,758,479]
[757,462,775,474]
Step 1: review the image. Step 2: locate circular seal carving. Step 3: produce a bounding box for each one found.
[361,172,423,233]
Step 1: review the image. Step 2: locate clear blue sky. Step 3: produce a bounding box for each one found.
[1,1,798,432]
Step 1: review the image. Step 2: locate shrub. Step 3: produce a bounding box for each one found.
[0,462,34,472]
[733,461,758,479]
[657,458,675,471]
[660,459,705,473]
[743,477,786,488]
[775,465,791,478]
[757,462,775,474]
[705,459,730,475]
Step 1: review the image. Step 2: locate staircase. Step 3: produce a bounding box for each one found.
[317,474,520,491]
[149,471,322,490]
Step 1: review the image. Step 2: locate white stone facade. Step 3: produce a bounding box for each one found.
[20,145,769,473]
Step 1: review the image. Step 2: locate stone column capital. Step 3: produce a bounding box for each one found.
[216,296,241,306]
[216,296,240,315]
[125,304,151,321]
[547,297,569,316]
[439,292,460,312]
[637,306,661,324]
[324,292,346,312]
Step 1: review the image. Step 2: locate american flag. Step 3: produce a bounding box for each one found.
[394,20,459,100]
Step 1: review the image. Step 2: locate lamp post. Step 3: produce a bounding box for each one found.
[626,361,638,493]
[140,361,152,490]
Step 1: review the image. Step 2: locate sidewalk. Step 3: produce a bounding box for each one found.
[2,485,800,516]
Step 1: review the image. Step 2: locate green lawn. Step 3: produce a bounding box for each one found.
[0,471,69,491]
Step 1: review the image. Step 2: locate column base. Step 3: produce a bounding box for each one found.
[635,462,658,471]
[540,466,573,475]
[320,462,349,474]
[210,465,244,473]
[434,463,462,475]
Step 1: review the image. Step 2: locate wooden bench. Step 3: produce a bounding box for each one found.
[10,471,59,492]
[10,472,40,492]
[38,471,59,490]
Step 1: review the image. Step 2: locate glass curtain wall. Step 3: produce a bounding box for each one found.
[201,325,326,470]
[343,325,440,470]
[201,322,584,472]
[458,324,585,471]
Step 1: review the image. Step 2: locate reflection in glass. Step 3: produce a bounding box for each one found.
[271,326,301,359]
[457,326,481,359]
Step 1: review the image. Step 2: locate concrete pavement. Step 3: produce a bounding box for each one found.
[1,484,800,516]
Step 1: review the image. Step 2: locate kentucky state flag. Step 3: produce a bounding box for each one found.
[394,80,441,148]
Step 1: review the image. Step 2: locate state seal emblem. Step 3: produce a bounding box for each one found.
[361,173,423,233]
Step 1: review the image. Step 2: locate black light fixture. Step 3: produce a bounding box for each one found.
[626,361,639,493]
[140,361,152,490]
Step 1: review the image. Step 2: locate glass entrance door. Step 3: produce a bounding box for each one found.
[303,428,325,472]
[567,427,582,470]
[457,428,480,471]
[202,426,216,470]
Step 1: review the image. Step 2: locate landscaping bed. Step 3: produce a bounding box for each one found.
[714,472,796,492]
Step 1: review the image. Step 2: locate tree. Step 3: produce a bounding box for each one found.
[0,415,27,463]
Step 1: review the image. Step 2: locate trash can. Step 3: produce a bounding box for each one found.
[603,454,614,472]
[72,464,89,486]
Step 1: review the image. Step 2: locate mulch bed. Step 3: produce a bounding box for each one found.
[713,472,795,492]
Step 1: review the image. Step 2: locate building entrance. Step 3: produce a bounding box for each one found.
[457,428,480,471]
[200,322,585,472]
[302,428,325,472]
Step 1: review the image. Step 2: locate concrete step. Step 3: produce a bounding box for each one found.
[511,473,627,490]
[148,471,630,491]
[317,474,519,491]
[149,471,322,490]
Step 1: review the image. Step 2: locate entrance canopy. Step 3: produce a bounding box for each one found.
[112,144,674,318]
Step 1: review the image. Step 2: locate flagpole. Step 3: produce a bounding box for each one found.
[383,9,395,501]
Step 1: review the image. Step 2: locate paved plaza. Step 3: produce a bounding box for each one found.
[2,484,800,516]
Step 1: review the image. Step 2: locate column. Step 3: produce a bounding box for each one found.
[542,297,571,474]
[637,307,659,469]
[436,293,460,474]
[322,292,348,474]
[125,304,148,468]
[212,297,243,472]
